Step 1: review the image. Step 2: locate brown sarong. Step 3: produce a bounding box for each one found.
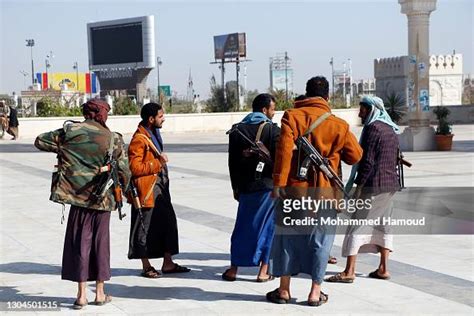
[61,205,111,282]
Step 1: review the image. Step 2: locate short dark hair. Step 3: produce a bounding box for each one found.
[305,76,329,99]
[252,93,276,112]
[140,102,162,123]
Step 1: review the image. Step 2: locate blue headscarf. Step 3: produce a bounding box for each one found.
[360,96,400,133]
[145,127,163,152]
[345,96,400,191]
[240,112,272,124]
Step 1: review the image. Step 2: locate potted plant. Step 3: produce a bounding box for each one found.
[433,106,454,151]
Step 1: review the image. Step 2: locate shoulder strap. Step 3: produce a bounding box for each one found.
[107,132,116,158]
[135,133,161,155]
[255,122,269,142]
[303,112,331,137]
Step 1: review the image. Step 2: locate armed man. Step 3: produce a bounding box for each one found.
[223,93,280,282]
[34,99,131,310]
[266,76,362,307]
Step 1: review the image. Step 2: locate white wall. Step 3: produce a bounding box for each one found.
[17,109,361,139]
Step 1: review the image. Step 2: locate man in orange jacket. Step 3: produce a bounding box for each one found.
[266,77,363,306]
[128,102,190,278]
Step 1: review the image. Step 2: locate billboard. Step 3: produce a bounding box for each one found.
[213,33,246,60]
[35,72,99,94]
[87,16,155,70]
[270,69,294,92]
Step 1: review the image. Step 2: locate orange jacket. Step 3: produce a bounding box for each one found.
[128,125,163,208]
[273,97,363,189]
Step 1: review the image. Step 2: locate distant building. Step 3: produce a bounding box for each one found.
[353,78,376,97]
[374,53,463,106]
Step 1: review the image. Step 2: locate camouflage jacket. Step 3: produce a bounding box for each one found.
[35,119,131,212]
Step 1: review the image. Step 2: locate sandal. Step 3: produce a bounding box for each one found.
[266,288,291,304]
[256,275,275,283]
[328,256,337,264]
[94,294,112,306]
[141,266,162,278]
[222,269,236,282]
[72,299,88,310]
[162,263,191,274]
[325,272,354,283]
[308,291,328,307]
[368,270,391,280]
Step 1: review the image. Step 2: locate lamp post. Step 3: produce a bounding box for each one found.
[330,57,335,103]
[73,62,79,91]
[25,39,35,85]
[157,56,162,101]
[284,51,289,102]
[343,61,347,106]
[45,51,54,88]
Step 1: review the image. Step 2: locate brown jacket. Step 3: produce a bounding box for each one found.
[128,125,163,208]
[273,97,363,189]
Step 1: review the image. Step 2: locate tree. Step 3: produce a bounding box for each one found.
[384,92,406,124]
[269,88,293,111]
[113,97,140,115]
[206,76,242,112]
[245,89,259,110]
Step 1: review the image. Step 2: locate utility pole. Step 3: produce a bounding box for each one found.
[220,60,225,103]
[330,57,334,103]
[284,51,289,102]
[25,39,35,85]
[73,62,79,91]
[156,56,162,101]
[348,58,353,107]
[236,56,240,110]
[343,61,347,107]
[45,51,54,89]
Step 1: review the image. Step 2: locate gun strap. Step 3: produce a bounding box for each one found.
[135,133,162,156]
[255,122,269,142]
[303,112,331,137]
[107,132,115,160]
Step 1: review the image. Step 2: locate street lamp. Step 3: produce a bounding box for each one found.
[73,62,79,91]
[45,51,54,87]
[330,57,335,103]
[157,56,162,100]
[25,39,35,85]
[284,51,289,102]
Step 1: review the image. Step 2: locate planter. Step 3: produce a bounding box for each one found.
[435,134,454,151]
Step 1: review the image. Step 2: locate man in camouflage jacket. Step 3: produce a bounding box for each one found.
[34,99,130,309]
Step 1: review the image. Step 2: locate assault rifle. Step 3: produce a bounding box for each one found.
[397,149,412,189]
[128,180,147,234]
[295,136,350,199]
[226,126,272,166]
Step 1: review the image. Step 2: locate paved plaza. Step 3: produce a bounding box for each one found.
[0,124,473,315]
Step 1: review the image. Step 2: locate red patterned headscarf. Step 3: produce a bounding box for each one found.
[82,99,110,128]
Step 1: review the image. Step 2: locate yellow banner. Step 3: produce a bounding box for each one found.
[48,73,89,93]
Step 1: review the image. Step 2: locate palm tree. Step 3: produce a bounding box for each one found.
[384,92,406,124]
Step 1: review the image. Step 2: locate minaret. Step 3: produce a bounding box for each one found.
[187,68,194,102]
[399,0,437,151]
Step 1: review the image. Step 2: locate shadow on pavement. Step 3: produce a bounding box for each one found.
[99,283,265,302]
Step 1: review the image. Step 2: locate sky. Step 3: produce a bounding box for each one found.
[0,0,472,98]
